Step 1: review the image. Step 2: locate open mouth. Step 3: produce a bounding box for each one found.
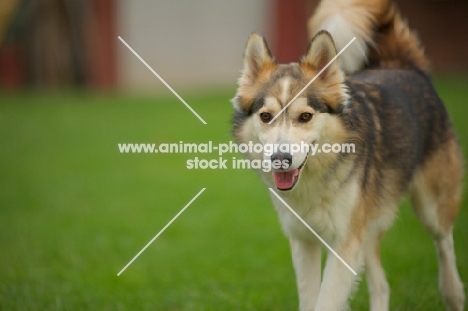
[272,152,309,191]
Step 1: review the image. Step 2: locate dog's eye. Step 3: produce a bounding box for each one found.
[259,112,272,123]
[299,112,313,123]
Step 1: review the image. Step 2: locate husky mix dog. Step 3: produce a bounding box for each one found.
[231,0,465,310]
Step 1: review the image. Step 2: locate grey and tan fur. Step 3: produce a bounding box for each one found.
[231,0,464,310]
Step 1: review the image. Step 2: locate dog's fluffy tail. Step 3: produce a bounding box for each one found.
[308,0,430,73]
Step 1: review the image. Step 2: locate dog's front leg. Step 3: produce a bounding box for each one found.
[290,238,322,311]
[314,236,364,311]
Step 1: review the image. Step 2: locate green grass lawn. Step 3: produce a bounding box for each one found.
[0,76,467,310]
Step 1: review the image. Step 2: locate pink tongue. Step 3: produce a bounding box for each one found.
[273,169,299,190]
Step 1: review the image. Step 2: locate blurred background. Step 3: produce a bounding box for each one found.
[0,0,467,310]
[1,0,467,91]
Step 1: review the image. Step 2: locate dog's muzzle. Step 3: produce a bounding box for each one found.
[270,151,308,191]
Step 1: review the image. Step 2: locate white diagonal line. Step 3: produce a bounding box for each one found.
[268,188,357,275]
[268,37,356,124]
[118,36,207,125]
[117,188,206,276]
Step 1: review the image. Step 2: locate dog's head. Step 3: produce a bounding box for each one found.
[232,31,350,191]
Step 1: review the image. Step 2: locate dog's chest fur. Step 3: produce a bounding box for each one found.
[263,161,360,244]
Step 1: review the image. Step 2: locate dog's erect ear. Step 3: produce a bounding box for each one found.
[301,31,349,110]
[301,30,341,80]
[239,33,275,85]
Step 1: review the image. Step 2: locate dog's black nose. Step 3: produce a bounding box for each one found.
[271,152,292,168]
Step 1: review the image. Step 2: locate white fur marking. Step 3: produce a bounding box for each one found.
[264,97,279,110]
[269,188,357,275]
[436,235,465,311]
[365,236,390,311]
[291,239,322,311]
[320,14,369,73]
[280,78,291,105]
